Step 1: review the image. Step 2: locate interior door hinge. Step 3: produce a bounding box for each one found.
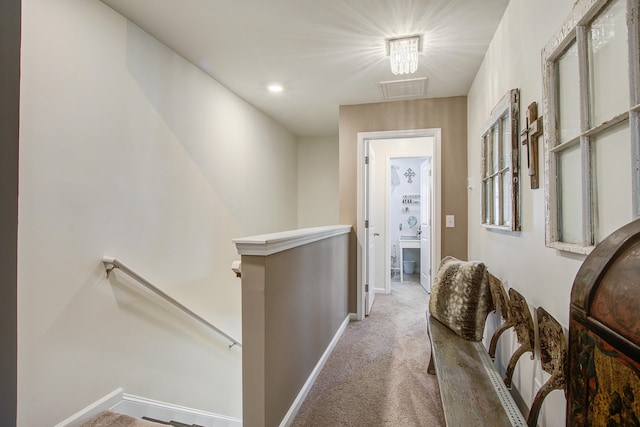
[365,156,369,165]
[365,220,369,228]
[365,284,369,292]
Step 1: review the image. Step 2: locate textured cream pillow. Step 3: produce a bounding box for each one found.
[429,256,492,341]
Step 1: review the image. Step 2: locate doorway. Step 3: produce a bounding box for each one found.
[383,156,431,293]
[356,129,442,320]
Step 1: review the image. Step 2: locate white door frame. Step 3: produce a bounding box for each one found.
[419,158,432,292]
[356,128,442,320]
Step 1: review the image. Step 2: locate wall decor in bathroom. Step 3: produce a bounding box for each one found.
[407,215,417,228]
[404,168,416,183]
[402,194,420,205]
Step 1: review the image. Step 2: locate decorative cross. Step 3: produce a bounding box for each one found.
[520,102,544,189]
[404,168,416,183]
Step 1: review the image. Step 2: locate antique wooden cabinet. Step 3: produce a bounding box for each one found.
[567,219,640,425]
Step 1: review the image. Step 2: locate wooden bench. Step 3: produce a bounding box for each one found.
[426,220,640,426]
[427,314,527,427]
[427,271,567,427]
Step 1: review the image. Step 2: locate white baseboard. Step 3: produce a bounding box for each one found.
[113,394,241,427]
[279,314,351,427]
[349,312,358,321]
[54,388,241,427]
[54,388,124,427]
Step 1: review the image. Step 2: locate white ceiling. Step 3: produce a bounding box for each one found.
[101,0,509,137]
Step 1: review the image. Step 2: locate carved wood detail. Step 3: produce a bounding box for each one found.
[488,273,514,358]
[504,288,535,388]
[527,307,567,427]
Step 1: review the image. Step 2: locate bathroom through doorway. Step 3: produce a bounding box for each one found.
[369,137,435,295]
[390,156,431,290]
[356,129,441,320]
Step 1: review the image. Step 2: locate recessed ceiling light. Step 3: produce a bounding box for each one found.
[268,84,284,93]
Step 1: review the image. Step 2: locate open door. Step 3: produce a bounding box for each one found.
[420,159,432,292]
[365,146,376,315]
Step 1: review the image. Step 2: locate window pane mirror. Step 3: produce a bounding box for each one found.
[481,89,520,231]
[542,0,640,254]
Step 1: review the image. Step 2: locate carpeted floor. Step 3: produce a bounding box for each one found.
[82,411,167,427]
[291,280,445,427]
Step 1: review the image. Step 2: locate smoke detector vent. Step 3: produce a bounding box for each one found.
[380,77,427,99]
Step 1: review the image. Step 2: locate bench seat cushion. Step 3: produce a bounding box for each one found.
[429,256,492,341]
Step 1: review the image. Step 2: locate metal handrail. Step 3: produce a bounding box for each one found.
[102,256,241,350]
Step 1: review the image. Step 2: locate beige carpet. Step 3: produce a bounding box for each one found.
[291,280,445,427]
[81,411,167,427]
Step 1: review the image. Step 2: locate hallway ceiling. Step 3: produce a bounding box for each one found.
[101,0,509,137]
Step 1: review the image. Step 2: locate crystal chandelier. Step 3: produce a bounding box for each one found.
[388,36,420,75]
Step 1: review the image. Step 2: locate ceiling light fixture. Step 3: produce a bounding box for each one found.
[387,36,421,75]
[268,84,284,93]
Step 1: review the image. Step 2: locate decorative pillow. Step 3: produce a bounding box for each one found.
[429,256,492,341]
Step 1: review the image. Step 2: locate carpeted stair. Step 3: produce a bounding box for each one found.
[142,416,205,427]
[81,411,204,427]
[81,411,166,427]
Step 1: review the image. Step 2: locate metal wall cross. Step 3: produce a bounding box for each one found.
[520,102,544,189]
[404,168,416,183]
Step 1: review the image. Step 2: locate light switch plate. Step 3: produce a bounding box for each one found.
[446,215,455,228]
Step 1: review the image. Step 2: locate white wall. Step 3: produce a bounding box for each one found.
[467,1,581,426]
[19,1,298,425]
[297,136,339,228]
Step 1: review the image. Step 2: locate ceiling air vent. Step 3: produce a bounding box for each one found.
[380,77,427,99]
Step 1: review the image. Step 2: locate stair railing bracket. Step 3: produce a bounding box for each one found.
[105,264,119,279]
